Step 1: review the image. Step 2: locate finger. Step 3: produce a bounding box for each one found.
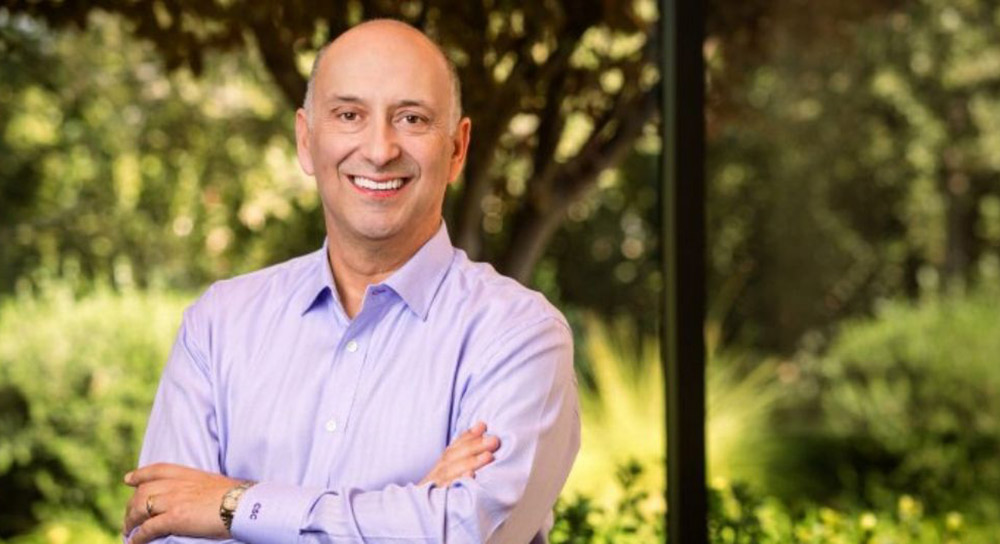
[440,451,495,484]
[447,427,494,453]
[124,482,173,535]
[448,422,486,447]
[443,434,501,465]
[455,425,480,441]
[467,421,487,436]
[124,491,150,536]
[126,463,199,486]
[420,424,492,487]
[450,424,487,449]
[418,472,437,486]
[441,438,473,460]
[130,514,173,544]
[480,434,501,453]
[463,450,495,475]
[474,450,495,469]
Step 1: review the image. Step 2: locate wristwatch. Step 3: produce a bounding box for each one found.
[220,481,256,532]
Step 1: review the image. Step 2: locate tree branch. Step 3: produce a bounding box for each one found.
[452,30,585,258]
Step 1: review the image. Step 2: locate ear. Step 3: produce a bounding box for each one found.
[447,117,472,184]
[295,108,315,176]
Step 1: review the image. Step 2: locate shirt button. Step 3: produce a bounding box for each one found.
[324,419,338,432]
[346,340,359,353]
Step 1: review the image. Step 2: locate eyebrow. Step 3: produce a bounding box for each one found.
[331,94,363,104]
[327,95,432,110]
[395,99,430,109]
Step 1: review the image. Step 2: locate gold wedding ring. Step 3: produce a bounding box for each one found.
[145,495,155,517]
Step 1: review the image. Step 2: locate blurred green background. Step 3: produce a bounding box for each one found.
[2,0,1000,542]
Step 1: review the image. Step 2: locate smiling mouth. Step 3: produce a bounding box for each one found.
[349,175,411,192]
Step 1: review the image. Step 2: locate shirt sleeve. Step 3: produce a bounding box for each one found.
[134,287,241,544]
[139,288,220,470]
[230,316,581,544]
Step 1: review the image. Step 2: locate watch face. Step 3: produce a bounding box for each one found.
[222,482,252,517]
[223,493,239,511]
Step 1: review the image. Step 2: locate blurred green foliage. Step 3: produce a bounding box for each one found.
[566,315,783,506]
[0,11,323,296]
[4,472,990,543]
[705,0,1000,351]
[4,0,1000,540]
[0,514,120,544]
[6,0,1000,352]
[555,461,997,544]
[563,291,1000,540]
[540,150,661,334]
[0,285,189,537]
[3,287,998,541]
[788,286,1000,519]
[0,8,664,336]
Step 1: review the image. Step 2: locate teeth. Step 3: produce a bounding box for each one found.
[352,176,404,191]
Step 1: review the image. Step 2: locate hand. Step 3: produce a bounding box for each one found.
[122,463,240,544]
[420,421,500,487]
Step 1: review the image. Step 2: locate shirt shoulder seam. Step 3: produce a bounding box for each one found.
[476,314,571,375]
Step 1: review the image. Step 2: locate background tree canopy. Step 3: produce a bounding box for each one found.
[3,0,659,285]
[3,0,941,348]
[4,0,1000,541]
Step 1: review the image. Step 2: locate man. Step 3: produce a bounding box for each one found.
[122,19,580,544]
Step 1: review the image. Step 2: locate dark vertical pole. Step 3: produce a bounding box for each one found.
[660,0,707,543]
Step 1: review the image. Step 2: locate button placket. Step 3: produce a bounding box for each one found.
[321,321,372,442]
[320,296,394,488]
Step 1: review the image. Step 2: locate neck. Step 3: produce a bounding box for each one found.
[325,219,440,318]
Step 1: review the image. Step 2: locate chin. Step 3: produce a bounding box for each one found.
[351,222,404,242]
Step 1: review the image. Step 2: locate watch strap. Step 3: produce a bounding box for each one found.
[220,480,256,532]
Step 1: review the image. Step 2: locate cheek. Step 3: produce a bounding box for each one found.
[417,142,455,174]
[313,135,353,168]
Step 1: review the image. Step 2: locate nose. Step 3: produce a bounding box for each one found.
[361,119,401,168]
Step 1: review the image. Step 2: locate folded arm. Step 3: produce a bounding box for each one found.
[127,301,579,543]
[124,425,499,544]
[234,317,579,543]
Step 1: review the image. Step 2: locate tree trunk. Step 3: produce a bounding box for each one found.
[940,97,975,291]
[451,147,495,260]
[499,205,567,284]
[943,171,974,289]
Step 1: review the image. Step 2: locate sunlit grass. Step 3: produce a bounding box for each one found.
[564,315,782,509]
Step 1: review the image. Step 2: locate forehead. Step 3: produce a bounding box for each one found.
[317,25,452,108]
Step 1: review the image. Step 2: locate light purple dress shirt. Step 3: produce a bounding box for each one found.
[137,222,580,543]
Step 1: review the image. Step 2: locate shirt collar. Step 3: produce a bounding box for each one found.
[299,237,339,316]
[383,221,454,321]
[299,221,455,321]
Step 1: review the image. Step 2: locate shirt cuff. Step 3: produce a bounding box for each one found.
[230,481,326,544]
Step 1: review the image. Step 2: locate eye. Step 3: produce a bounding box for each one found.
[400,114,427,125]
[338,111,359,122]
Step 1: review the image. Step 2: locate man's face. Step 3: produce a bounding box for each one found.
[295,23,471,250]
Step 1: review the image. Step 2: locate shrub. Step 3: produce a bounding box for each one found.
[0,285,190,537]
[552,460,990,544]
[0,514,120,544]
[793,289,1000,518]
[1,288,996,542]
[567,315,783,508]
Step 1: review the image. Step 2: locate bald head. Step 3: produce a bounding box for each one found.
[303,20,462,131]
